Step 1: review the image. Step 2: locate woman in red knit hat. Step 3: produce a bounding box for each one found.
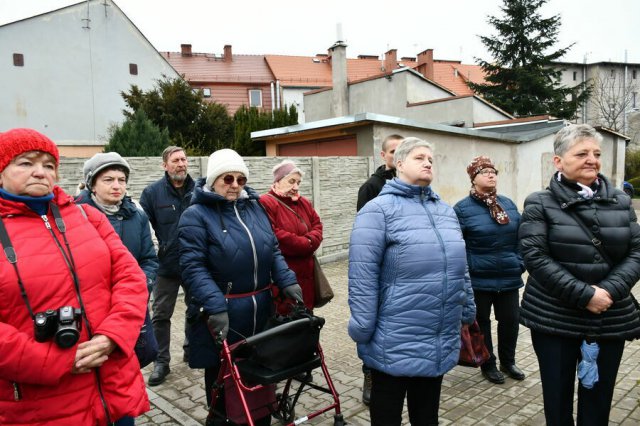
[0,128,149,425]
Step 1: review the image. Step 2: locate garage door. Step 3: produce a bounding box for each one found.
[277,135,357,156]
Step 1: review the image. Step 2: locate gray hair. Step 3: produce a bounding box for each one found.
[162,146,185,163]
[553,124,603,156]
[394,137,433,164]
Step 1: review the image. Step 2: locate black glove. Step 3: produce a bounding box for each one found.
[206,312,229,345]
[282,284,304,304]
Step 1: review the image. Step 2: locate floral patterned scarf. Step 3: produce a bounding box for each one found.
[470,187,510,225]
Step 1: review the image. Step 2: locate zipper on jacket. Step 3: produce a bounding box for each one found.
[233,202,260,334]
[41,214,113,424]
[12,382,21,401]
[233,204,259,291]
[422,200,448,370]
[226,282,233,295]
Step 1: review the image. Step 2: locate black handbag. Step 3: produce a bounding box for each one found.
[134,307,158,368]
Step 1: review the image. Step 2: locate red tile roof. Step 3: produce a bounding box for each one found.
[265,55,386,88]
[161,52,273,83]
[431,61,486,96]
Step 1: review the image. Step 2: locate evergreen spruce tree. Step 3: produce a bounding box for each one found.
[104,110,170,156]
[469,0,589,119]
[233,104,298,156]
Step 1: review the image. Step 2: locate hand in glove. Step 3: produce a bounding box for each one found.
[206,312,229,346]
[282,284,304,304]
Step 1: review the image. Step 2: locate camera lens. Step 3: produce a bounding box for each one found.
[56,328,80,349]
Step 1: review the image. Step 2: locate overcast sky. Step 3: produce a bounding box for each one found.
[1,0,638,64]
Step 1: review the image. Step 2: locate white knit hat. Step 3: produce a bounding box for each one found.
[205,149,249,189]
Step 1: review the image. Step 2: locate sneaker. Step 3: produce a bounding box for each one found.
[362,371,372,406]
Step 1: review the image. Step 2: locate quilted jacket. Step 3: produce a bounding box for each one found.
[76,191,158,290]
[0,187,149,425]
[259,191,323,310]
[348,178,476,377]
[453,194,524,292]
[519,174,640,339]
[178,179,298,368]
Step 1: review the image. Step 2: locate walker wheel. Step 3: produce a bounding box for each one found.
[274,393,295,424]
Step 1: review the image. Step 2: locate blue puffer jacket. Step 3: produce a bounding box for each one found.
[178,179,298,369]
[453,195,524,292]
[75,191,158,290]
[140,173,195,278]
[348,178,476,377]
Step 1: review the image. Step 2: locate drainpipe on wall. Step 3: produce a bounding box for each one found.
[276,80,281,110]
[270,82,275,115]
[624,50,628,135]
[582,54,588,124]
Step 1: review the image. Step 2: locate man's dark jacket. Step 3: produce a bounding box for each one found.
[140,173,195,277]
[356,165,396,212]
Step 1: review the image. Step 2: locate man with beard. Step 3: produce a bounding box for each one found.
[141,146,195,386]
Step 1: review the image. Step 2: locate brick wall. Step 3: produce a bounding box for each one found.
[57,156,373,260]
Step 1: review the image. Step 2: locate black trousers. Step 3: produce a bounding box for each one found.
[151,275,190,366]
[473,288,520,369]
[369,369,443,426]
[531,330,625,426]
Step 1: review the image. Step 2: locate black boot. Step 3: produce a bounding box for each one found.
[148,363,170,386]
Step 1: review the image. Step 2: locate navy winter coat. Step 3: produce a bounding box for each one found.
[76,191,158,289]
[348,178,476,377]
[453,195,524,292]
[178,179,298,368]
[140,173,195,278]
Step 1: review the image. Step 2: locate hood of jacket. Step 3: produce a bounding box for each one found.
[378,177,439,201]
[372,164,396,181]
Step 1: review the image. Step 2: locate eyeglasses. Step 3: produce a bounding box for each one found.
[479,169,498,176]
[222,175,247,185]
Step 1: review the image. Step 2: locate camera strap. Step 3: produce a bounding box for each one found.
[0,216,37,319]
[48,203,93,338]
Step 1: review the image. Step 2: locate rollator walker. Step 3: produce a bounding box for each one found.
[206,309,345,426]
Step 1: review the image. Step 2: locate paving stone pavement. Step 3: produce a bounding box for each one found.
[135,259,640,425]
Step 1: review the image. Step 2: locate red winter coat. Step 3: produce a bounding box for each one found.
[260,191,323,310]
[0,187,149,425]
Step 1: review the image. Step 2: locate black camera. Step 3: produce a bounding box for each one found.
[34,306,82,349]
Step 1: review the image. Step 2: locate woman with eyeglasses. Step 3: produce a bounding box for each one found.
[453,156,525,385]
[259,160,323,313]
[178,149,302,425]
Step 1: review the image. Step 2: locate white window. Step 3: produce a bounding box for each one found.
[202,88,211,98]
[249,89,262,107]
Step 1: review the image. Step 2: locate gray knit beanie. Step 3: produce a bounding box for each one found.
[83,152,131,188]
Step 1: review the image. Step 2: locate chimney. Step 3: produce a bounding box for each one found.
[180,44,192,56]
[383,49,397,73]
[416,49,434,80]
[224,45,232,62]
[329,40,349,117]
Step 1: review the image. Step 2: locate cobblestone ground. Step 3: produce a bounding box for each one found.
[136,259,640,425]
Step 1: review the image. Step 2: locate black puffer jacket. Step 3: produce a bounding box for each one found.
[519,174,640,340]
